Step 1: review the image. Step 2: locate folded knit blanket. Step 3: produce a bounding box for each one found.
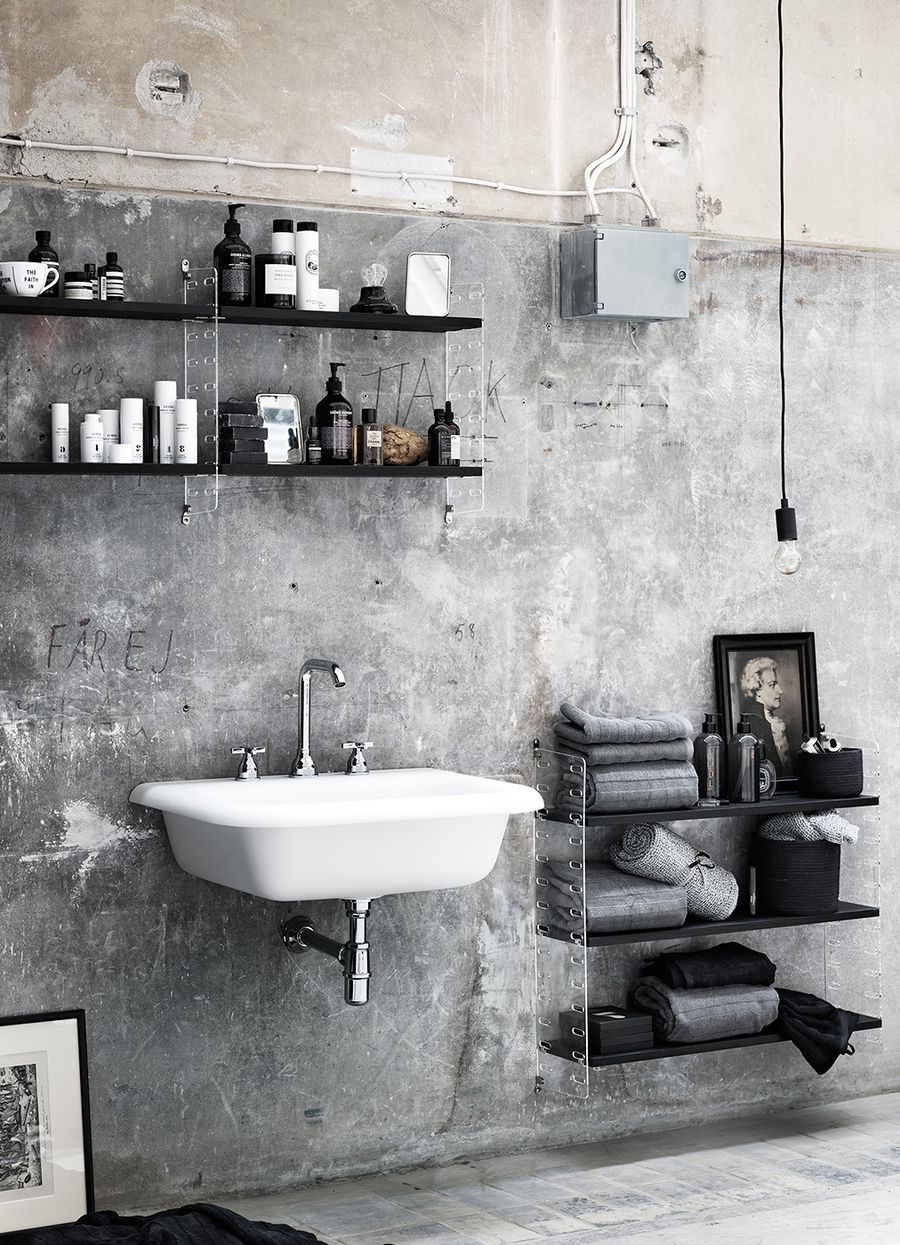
[631,977,779,1043]
[641,941,776,989]
[759,810,859,845]
[777,988,861,1075]
[552,730,694,766]
[610,822,739,920]
[556,761,699,815]
[542,862,687,934]
[556,704,693,745]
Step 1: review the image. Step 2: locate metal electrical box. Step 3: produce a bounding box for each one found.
[560,224,690,321]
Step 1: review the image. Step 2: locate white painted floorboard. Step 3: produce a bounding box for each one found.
[218,1093,900,1245]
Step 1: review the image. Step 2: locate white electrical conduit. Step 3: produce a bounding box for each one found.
[0,2,656,218]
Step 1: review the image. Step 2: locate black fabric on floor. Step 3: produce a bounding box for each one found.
[640,941,776,989]
[777,988,861,1075]
[1,1203,324,1245]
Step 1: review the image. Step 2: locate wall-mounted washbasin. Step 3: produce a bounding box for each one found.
[130,768,543,902]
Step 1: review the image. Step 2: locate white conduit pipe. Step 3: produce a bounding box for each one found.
[0,3,656,218]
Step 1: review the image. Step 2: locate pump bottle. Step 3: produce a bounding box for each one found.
[316,363,353,464]
[214,204,252,306]
[693,713,724,805]
[728,714,760,803]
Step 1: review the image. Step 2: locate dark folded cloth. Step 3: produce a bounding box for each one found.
[777,988,861,1074]
[542,862,687,934]
[631,977,779,1043]
[2,1203,322,1245]
[641,942,776,990]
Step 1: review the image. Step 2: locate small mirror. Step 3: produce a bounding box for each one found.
[256,393,302,463]
[405,253,451,317]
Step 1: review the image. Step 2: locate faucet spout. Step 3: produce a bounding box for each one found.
[290,658,346,777]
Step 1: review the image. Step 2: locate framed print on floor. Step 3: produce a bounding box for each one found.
[0,1010,94,1235]
[713,632,820,791]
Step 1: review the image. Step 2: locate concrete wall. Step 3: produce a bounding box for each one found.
[0,0,897,1212]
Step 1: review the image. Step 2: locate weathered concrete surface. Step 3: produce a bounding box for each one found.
[0,184,896,1207]
[1,1,898,244]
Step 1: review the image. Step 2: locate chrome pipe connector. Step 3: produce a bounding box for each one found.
[281,898,373,1006]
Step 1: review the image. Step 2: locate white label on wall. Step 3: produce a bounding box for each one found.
[350,147,455,210]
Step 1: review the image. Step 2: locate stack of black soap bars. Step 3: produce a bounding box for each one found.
[218,403,269,465]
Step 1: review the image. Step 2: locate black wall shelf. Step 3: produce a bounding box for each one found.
[538,793,879,828]
[0,463,481,478]
[545,1014,882,1067]
[0,296,481,334]
[538,899,880,947]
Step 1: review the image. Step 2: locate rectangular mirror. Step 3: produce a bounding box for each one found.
[255,393,302,463]
[405,252,451,317]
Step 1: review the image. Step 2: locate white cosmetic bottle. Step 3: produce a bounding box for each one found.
[119,397,144,463]
[175,398,198,464]
[295,221,319,310]
[97,408,119,462]
[50,403,70,463]
[154,380,177,465]
[80,413,104,464]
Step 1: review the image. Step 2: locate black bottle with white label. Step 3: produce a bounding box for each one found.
[28,230,59,297]
[99,251,125,300]
[255,218,295,309]
[214,204,252,306]
[442,399,461,466]
[316,363,352,464]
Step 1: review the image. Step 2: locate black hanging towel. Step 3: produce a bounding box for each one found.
[777,988,861,1074]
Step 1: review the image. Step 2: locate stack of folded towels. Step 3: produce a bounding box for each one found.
[631,942,779,1044]
[554,703,699,814]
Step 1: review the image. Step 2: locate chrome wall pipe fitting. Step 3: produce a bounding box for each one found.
[281,899,372,1006]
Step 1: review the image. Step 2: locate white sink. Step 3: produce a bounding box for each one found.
[130,767,543,901]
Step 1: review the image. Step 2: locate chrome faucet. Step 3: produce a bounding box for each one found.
[290,658,346,777]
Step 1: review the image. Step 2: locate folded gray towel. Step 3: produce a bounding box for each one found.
[557,761,699,814]
[631,976,779,1043]
[759,810,859,845]
[541,862,687,934]
[557,704,693,744]
[609,823,739,920]
[552,730,694,766]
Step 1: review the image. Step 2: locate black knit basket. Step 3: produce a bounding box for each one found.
[796,748,864,798]
[752,836,841,916]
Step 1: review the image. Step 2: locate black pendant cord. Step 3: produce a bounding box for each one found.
[778,0,787,503]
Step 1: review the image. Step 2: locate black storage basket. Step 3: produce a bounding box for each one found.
[796,747,864,798]
[752,836,841,916]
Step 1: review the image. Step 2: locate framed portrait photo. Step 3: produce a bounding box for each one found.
[713,632,820,791]
[0,1010,94,1236]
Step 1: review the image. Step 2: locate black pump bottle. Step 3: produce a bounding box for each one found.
[316,363,353,464]
[214,204,252,306]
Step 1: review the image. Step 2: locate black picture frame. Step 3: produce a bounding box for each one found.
[713,632,820,791]
[0,1009,94,1235]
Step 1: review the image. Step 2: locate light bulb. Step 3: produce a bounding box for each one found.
[362,262,387,288]
[775,540,801,575]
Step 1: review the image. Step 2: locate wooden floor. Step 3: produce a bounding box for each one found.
[214,1091,900,1244]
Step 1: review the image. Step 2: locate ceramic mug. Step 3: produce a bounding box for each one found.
[0,261,60,297]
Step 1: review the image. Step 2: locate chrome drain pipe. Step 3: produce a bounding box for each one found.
[281,899,372,1006]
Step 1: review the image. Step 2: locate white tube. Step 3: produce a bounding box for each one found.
[97,408,119,462]
[296,222,319,310]
[175,399,198,464]
[50,403,69,463]
[154,381,177,465]
[119,397,144,463]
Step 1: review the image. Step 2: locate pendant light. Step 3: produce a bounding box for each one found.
[774,0,801,575]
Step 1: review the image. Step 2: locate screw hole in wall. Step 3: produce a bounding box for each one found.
[290,582,299,592]
[182,704,190,714]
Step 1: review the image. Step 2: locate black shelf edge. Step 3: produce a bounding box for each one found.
[545,1013,882,1067]
[0,463,482,478]
[0,296,482,333]
[537,899,881,948]
[538,792,880,827]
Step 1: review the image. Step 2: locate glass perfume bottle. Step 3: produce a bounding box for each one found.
[728,713,760,803]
